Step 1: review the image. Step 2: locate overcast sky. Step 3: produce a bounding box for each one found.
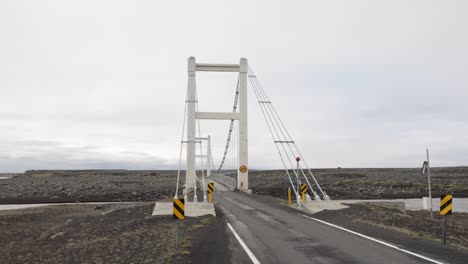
[1,1,467,172]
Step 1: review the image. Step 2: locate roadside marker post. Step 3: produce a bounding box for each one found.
[295,157,302,208]
[301,183,308,202]
[173,198,185,249]
[440,194,453,245]
[207,182,214,203]
[288,187,292,205]
[421,149,433,219]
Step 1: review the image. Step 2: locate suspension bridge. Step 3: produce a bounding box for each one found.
[153,57,443,264]
[173,57,329,206]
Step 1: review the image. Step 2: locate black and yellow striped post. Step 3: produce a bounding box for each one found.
[173,198,185,249]
[440,194,453,245]
[173,198,185,220]
[440,194,452,216]
[300,183,308,201]
[207,182,214,203]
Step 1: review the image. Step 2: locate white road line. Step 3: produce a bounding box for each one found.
[301,214,445,264]
[227,222,261,264]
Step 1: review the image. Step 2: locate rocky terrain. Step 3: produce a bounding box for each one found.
[0,203,220,263]
[249,167,468,200]
[0,170,180,203]
[1,168,467,263]
[1,167,467,204]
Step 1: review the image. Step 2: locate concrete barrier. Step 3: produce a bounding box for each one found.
[152,202,216,217]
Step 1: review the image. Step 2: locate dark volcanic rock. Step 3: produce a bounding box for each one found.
[249,167,468,200]
[0,170,181,204]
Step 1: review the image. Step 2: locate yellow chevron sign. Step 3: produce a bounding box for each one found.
[300,183,308,201]
[173,198,185,220]
[207,182,214,194]
[300,183,308,195]
[440,194,453,215]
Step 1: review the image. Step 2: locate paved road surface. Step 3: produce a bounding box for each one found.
[213,181,441,264]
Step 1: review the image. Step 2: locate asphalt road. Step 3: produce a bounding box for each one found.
[213,181,441,264]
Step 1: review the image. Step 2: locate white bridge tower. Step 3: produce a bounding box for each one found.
[186,57,249,193]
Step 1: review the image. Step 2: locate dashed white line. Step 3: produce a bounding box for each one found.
[227,222,261,264]
[301,214,445,264]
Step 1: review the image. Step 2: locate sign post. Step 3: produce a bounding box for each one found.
[173,198,185,249]
[295,157,301,208]
[427,149,433,219]
[440,194,452,245]
[421,149,433,219]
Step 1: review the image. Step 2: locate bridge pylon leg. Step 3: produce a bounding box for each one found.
[186,57,197,194]
[238,58,249,191]
[207,135,211,177]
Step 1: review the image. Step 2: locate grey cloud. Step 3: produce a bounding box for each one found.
[0,140,172,172]
[1,1,467,172]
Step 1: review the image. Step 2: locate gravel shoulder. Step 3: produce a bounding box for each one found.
[0,203,228,263]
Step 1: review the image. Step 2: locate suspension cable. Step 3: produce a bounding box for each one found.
[250,77,302,188]
[249,74,320,198]
[217,78,240,171]
[175,91,188,198]
[210,143,216,172]
[250,76,299,195]
[250,75,326,199]
[249,67,328,199]
[250,73,311,195]
[195,88,207,195]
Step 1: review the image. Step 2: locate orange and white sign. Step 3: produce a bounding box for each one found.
[239,165,248,173]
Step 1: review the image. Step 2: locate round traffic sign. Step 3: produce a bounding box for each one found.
[239,165,248,173]
[296,157,301,162]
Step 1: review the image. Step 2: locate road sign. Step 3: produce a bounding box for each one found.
[440,194,453,245]
[207,182,214,193]
[173,198,185,220]
[207,182,214,203]
[420,161,428,175]
[239,165,247,173]
[440,194,452,215]
[300,183,308,201]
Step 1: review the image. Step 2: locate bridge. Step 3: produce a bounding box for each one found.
[175,57,329,204]
[155,57,445,264]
